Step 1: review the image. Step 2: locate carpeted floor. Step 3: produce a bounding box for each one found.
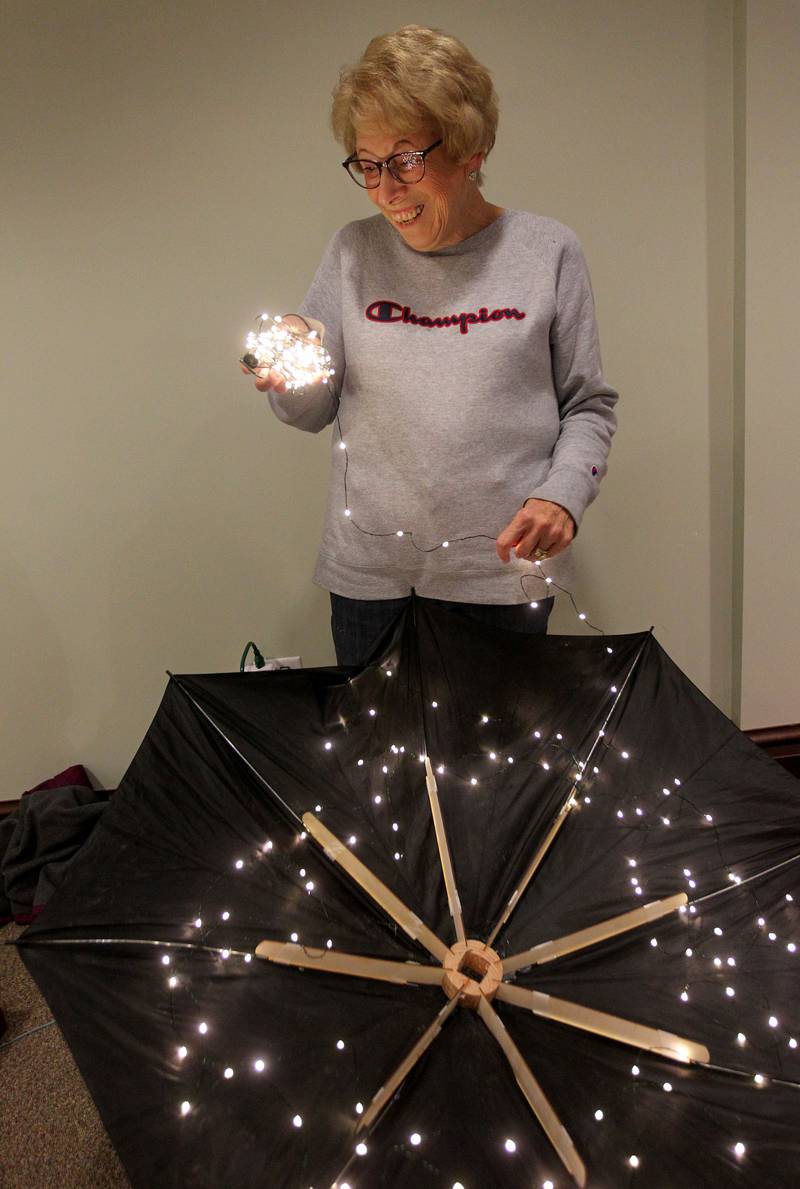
[0,922,130,1189]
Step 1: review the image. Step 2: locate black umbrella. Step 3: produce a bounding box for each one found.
[16,597,800,1188]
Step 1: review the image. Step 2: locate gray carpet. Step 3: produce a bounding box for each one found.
[0,922,130,1189]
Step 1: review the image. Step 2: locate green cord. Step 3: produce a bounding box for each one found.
[239,641,267,672]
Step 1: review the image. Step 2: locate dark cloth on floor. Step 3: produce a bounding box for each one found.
[1,784,111,924]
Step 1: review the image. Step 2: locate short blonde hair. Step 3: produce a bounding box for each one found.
[331,25,499,186]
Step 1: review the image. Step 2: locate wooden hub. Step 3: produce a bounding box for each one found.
[442,940,504,1009]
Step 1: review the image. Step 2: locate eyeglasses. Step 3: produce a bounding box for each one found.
[342,139,443,189]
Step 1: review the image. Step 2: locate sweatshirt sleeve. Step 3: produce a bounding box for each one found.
[526,230,618,528]
[267,230,345,434]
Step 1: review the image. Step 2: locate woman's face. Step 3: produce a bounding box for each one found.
[353,124,480,252]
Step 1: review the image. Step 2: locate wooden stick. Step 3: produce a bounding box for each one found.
[424,757,466,944]
[477,998,587,1188]
[302,812,450,963]
[486,797,575,947]
[357,998,460,1133]
[503,893,688,973]
[254,940,445,987]
[496,983,710,1064]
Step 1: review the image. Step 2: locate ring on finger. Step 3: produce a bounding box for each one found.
[533,547,549,561]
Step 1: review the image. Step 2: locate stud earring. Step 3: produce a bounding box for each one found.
[469,170,478,181]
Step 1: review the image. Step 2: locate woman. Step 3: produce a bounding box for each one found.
[250,25,618,665]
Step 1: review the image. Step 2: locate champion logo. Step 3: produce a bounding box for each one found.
[365,299,526,336]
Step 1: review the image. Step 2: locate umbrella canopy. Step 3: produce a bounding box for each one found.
[17,597,800,1188]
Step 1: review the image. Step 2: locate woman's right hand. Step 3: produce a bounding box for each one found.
[241,314,317,394]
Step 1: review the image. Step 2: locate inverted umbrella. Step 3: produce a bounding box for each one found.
[16,597,800,1188]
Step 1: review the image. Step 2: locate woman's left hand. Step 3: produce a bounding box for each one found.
[496,499,575,563]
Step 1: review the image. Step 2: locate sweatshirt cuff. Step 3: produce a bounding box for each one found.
[524,469,599,532]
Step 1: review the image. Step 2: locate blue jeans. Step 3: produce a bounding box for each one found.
[330,593,555,667]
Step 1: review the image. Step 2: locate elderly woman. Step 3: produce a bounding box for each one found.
[252,25,618,665]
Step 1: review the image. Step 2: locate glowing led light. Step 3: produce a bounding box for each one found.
[680,991,689,1002]
[299,868,307,878]
[635,886,642,895]
[262,840,273,852]
[481,714,489,723]
[244,954,252,963]
[530,601,539,609]
[504,1139,517,1154]
[714,927,723,936]
[161,954,171,966]
[392,822,399,831]
[315,804,322,812]
[442,541,449,548]
[788,942,797,953]
[507,756,514,764]
[628,1155,640,1168]
[368,709,376,717]
[221,911,230,920]
[168,976,178,989]
[394,852,401,860]
[713,958,722,968]
[221,949,230,960]
[685,947,693,957]
[725,986,735,998]
[326,938,333,948]
[336,1039,345,1050]
[194,918,202,929]
[610,685,617,693]
[470,777,478,786]
[662,787,671,796]
[534,730,542,739]
[355,1142,368,1156]
[382,765,389,774]
[628,859,637,867]
[543,1182,554,1189]
[180,1101,191,1117]
[594,1109,604,1121]
[579,612,587,620]
[339,441,346,450]
[663,1082,672,1092]
[789,1038,798,1049]
[631,1064,640,1076]
[769,932,777,941]
[453,1183,466,1189]
[650,938,658,948]
[244,313,334,391]
[348,836,357,846]
[621,750,629,759]
[545,576,553,584]
[198,1022,208,1035]
[292,1114,303,1127]
[737,1032,746,1045]
[324,741,332,750]
[234,859,244,870]
[386,669,393,676]
[355,1102,364,1115]
[177,1046,188,1060]
[542,761,550,771]
[769,1016,779,1028]
[431,700,438,708]
[396,530,404,537]
[661,817,671,826]
[409,1132,422,1146]
[305,880,315,892]
[224,1067,234,1079]
[437,764,445,775]
[290,933,299,943]
[754,1073,765,1085]
[734,1143,746,1158]
[786,893,794,902]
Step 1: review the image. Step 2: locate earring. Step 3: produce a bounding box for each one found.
[469,170,477,181]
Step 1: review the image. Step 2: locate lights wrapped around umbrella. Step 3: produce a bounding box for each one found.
[15,599,800,1189]
[241,313,334,391]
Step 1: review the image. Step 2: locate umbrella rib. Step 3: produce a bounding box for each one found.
[477,997,587,1188]
[502,892,688,973]
[254,940,445,986]
[496,982,710,1065]
[169,675,303,827]
[486,632,651,947]
[424,756,466,944]
[302,812,450,963]
[355,997,460,1135]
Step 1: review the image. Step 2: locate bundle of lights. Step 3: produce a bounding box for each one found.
[241,313,334,391]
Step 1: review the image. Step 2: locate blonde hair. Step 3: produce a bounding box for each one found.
[331,25,499,186]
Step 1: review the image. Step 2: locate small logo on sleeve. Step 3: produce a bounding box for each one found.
[365,299,526,336]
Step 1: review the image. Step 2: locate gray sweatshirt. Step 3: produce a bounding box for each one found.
[268,208,618,603]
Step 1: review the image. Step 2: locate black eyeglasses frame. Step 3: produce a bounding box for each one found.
[341,138,443,188]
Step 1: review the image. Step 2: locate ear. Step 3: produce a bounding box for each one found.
[465,150,484,179]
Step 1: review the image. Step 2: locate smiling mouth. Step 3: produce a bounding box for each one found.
[391,204,424,226]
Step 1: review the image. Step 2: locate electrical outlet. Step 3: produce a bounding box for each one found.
[244,656,303,673]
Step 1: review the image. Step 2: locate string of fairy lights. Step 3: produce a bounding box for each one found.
[7,327,795,1188]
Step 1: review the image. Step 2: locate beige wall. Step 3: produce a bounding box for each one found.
[739,0,800,728]
[0,1,794,794]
